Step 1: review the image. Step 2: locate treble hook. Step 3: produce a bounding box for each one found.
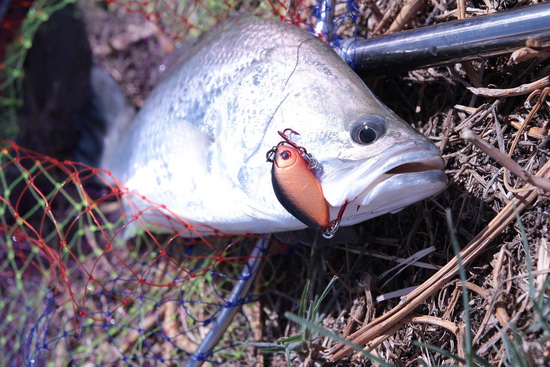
[277,128,308,154]
[321,200,349,239]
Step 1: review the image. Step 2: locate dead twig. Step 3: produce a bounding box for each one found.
[492,247,511,327]
[510,48,550,63]
[509,120,547,139]
[387,0,427,34]
[373,1,401,36]
[467,75,550,97]
[536,238,550,297]
[461,128,550,192]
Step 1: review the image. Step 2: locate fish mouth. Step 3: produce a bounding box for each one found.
[322,142,447,226]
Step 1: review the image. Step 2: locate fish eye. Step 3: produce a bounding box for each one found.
[350,115,388,145]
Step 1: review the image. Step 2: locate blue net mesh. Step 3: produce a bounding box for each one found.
[0,139,285,365]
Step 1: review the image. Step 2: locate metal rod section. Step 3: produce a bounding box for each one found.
[337,3,550,73]
[186,236,269,367]
[315,0,336,42]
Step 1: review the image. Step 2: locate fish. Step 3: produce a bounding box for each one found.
[100,15,447,237]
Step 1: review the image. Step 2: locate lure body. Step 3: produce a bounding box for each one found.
[271,144,329,231]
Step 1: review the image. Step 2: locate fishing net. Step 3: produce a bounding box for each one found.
[0,0,340,364]
[0,138,289,365]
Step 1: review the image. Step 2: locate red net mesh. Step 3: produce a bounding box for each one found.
[0,0,33,60]
[0,0,350,364]
[106,0,318,41]
[0,139,286,364]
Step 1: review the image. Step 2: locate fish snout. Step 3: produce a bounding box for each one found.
[321,140,446,225]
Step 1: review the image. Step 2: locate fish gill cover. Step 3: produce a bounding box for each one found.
[1,0,550,366]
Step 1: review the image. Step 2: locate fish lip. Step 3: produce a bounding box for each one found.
[336,169,448,226]
[321,140,446,208]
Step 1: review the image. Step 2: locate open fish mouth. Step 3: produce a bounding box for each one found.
[322,143,447,226]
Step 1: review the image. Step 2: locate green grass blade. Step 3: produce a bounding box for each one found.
[445,208,474,367]
[285,312,394,367]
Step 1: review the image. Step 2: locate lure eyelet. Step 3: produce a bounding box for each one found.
[350,115,388,145]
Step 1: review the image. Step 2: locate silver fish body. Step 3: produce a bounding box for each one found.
[101,16,446,236]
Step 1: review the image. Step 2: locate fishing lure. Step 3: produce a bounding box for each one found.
[266,129,346,238]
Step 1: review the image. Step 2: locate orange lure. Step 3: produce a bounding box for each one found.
[271,144,329,231]
[266,129,331,232]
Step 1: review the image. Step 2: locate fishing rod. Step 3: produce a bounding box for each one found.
[336,2,550,73]
[187,236,269,367]
[314,0,336,41]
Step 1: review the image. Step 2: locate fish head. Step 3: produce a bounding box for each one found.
[264,38,447,228]
[318,114,447,226]
[271,116,447,228]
